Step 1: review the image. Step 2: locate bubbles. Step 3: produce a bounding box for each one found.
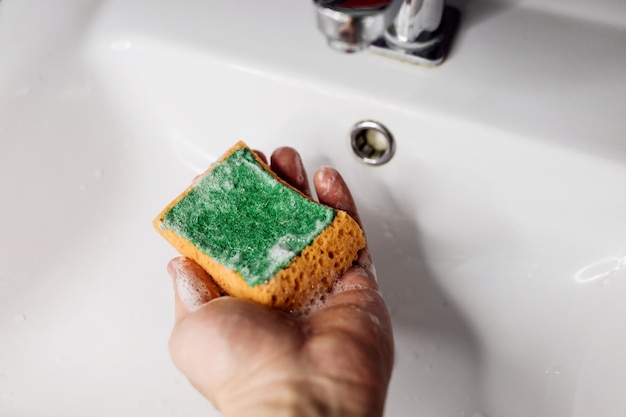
[292,287,330,318]
[174,265,213,312]
[544,365,563,376]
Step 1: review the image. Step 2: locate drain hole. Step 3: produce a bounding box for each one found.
[350,120,395,166]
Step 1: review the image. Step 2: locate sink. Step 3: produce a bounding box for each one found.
[2,0,626,416]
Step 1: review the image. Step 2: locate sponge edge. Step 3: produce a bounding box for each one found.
[153,141,366,311]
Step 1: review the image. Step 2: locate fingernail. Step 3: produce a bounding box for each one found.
[169,259,213,312]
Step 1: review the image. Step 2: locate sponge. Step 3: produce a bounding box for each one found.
[154,141,366,310]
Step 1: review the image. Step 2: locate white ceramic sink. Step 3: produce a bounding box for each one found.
[2,0,626,416]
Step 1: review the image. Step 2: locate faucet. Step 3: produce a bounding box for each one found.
[313,0,460,66]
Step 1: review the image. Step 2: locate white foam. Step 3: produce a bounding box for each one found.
[331,279,371,295]
[172,263,212,312]
[269,243,295,267]
[371,264,378,282]
[293,290,329,318]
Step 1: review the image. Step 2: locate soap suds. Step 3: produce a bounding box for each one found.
[172,262,213,312]
[293,273,381,318]
[269,242,296,269]
[291,277,384,331]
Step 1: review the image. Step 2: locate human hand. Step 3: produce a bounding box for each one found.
[167,147,394,417]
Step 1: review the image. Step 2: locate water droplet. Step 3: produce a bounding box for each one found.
[93,168,104,179]
[0,372,7,379]
[55,354,66,363]
[78,183,87,191]
[410,352,420,362]
[111,40,132,51]
[544,365,563,376]
[14,313,26,323]
[425,362,434,370]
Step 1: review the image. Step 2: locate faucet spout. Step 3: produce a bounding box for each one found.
[313,0,460,66]
[313,0,404,52]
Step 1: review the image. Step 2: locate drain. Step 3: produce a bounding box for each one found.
[349,120,396,166]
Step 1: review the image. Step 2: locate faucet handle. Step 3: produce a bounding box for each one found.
[313,0,403,52]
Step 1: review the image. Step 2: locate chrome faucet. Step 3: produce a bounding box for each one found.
[313,0,460,66]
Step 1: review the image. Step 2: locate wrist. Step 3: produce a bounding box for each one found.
[220,376,385,417]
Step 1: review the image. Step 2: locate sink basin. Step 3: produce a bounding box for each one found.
[2,0,626,416]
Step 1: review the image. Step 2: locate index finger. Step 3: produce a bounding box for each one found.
[314,166,373,273]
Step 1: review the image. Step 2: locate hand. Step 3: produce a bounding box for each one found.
[167,147,394,417]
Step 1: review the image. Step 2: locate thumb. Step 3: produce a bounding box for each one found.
[167,257,221,322]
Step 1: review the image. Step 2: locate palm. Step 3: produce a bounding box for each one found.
[168,147,394,417]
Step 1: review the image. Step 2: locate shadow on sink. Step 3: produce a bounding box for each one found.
[357,179,485,414]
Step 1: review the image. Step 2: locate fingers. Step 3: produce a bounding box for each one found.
[313,166,374,272]
[314,166,363,228]
[253,150,268,165]
[268,150,372,272]
[270,147,313,198]
[168,257,221,322]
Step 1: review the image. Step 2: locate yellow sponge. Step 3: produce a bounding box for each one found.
[154,141,366,310]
